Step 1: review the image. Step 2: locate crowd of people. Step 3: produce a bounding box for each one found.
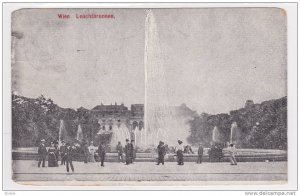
[37,139,76,172]
[37,138,238,172]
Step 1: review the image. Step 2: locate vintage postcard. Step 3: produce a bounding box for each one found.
[2,3,298,190]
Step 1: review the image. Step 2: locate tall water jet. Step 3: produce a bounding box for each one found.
[144,9,191,147]
[77,124,83,142]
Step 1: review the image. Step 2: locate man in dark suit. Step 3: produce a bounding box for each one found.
[82,141,89,163]
[65,143,74,172]
[124,139,131,165]
[38,139,47,167]
[54,141,59,167]
[60,140,67,165]
[116,141,124,163]
[130,140,135,163]
[197,143,204,164]
[98,142,106,167]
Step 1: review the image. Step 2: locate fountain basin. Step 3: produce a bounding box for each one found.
[12,148,287,162]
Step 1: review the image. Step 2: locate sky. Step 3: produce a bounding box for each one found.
[12,8,287,114]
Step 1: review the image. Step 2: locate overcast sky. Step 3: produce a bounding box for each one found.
[12,8,286,114]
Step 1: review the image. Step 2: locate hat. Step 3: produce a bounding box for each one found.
[125,139,129,142]
[41,139,45,142]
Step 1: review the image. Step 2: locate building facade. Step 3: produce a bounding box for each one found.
[90,103,144,132]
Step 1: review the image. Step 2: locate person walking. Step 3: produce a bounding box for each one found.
[116,141,124,163]
[124,139,131,165]
[98,142,106,167]
[197,143,204,164]
[65,143,74,173]
[37,139,47,167]
[175,140,184,165]
[48,142,57,167]
[156,141,166,165]
[60,140,67,165]
[88,141,96,162]
[228,143,237,165]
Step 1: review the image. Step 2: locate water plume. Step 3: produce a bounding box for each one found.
[144,9,191,147]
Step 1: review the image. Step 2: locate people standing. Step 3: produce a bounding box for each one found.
[116,141,124,163]
[124,139,131,165]
[130,140,135,163]
[217,144,224,162]
[197,143,204,164]
[88,141,96,162]
[98,142,106,167]
[157,141,166,165]
[175,140,184,165]
[48,142,57,167]
[73,142,81,161]
[228,143,237,165]
[37,139,47,167]
[54,141,59,167]
[82,142,89,163]
[60,140,67,165]
[65,143,74,172]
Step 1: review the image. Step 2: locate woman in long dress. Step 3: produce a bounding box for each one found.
[48,142,57,167]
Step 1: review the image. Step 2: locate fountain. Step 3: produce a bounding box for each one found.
[76,124,83,142]
[133,127,146,148]
[212,126,220,143]
[144,9,191,148]
[230,122,239,145]
[58,119,67,145]
[110,123,131,148]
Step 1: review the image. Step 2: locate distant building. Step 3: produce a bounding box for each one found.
[245,100,254,108]
[90,103,144,131]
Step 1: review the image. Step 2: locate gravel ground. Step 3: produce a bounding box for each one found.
[12,160,287,182]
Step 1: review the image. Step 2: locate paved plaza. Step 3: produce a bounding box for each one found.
[12,160,287,182]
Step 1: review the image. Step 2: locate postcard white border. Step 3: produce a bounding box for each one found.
[2,2,298,191]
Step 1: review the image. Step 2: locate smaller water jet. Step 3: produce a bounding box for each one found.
[77,124,83,142]
[212,126,220,143]
[230,122,239,145]
[58,119,67,145]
